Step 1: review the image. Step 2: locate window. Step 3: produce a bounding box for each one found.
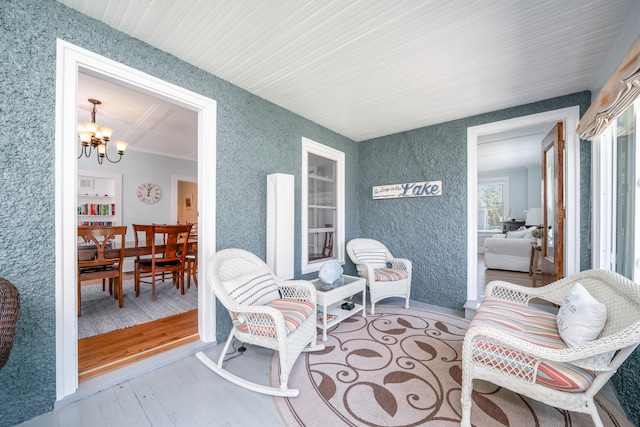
[302,138,345,274]
[593,99,640,282]
[477,178,509,231]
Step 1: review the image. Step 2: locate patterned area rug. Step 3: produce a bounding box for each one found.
[78,279,198,339]
[271,305,632,427]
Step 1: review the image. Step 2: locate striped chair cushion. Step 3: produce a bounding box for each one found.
[469,298,596,392]
[353,248,387,269]
[374,268,408,282]
[237,299,314,336]
[222,266,281,306]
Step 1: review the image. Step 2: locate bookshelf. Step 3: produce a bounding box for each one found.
[77,170,122,226]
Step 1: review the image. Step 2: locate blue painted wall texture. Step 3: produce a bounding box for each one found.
[357,91,592,310]
[1,1,639,425]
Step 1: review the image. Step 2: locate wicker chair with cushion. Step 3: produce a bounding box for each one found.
[0,278,20,371]
[196,248,324,397]
[346,238,412,314]
[461,269,640,427]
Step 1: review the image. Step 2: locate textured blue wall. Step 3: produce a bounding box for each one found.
[0,1,357,425]
[357,91,592,311]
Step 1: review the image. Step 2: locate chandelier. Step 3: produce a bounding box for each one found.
[77,99,128,164]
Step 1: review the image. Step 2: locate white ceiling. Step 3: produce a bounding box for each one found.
[78,72,198,161]
[63,0,639,167]
[477,123,555,174]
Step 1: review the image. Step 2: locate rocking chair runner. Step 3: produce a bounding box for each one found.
[196,249,324,397]
[461,269,640,427]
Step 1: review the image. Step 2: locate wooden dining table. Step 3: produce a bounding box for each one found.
[80,239,197,260]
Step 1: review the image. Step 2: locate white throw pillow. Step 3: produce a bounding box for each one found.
[222,266,280,306]
[556,282,608,347]
[353,248,387,269]
[506,230,527,238]
[523,226,536,239]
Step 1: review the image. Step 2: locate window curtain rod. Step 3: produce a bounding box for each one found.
[576,35,640,141]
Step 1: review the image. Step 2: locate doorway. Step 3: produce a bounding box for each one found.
[55,40,217,400]
[465,106,581,316]
[172,175,198,225]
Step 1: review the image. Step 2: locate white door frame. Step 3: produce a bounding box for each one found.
[55,40,217,400]
[465,106,580,313]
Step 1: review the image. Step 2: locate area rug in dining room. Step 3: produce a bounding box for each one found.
[78,279,198,339]
[270,305,632,427]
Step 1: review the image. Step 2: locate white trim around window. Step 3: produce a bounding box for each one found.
[301,137,345,274]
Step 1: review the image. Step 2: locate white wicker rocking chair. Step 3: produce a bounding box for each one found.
[461,269,640,427]
[346,238,411,314]
[195,249,324,397]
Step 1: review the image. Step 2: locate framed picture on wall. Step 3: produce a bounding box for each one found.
[185,196,193,210]
[79,178,93,190]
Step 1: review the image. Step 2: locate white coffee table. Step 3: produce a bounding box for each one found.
[310,275,366,341]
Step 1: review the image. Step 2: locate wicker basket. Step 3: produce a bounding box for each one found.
[0,278,20,370]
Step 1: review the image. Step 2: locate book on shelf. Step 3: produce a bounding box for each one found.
[317,311,336,323]
[78,221,114,226]
[77,203,116,216]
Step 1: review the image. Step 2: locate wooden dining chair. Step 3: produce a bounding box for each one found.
[77,225,127,317]
[133,224,192,301]
[184,222,198,288]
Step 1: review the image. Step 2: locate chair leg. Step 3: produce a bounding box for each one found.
[460,381,473,427]
[587,403,605,427]
[193,256,198,288]
[77,272,81,317]
[151,271,156,302]
[186,260,192,289]
[134,263,140,297]
[116,277,124,308]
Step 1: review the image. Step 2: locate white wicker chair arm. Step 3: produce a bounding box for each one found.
[466,325,632,364]
[277,280,317,304]
[389,258,412,273]
[485,280,567,305]
[229,303,288,338]
[352,261,375,282]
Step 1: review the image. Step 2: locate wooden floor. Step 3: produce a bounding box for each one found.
[78,271,199,382]
[78,310,199,382]
[477,253,536,295]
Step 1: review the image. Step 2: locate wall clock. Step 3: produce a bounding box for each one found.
[136,182,161,204]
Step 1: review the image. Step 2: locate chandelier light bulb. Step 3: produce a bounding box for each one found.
[77,98,127,164]
[100,126,113,140]
[115,140,128,154]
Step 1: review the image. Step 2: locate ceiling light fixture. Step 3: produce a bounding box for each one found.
[77,99,128,164]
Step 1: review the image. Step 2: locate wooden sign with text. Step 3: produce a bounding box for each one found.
[372,181,442,200]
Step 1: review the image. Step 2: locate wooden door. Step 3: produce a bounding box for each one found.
[541,122,565,284]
